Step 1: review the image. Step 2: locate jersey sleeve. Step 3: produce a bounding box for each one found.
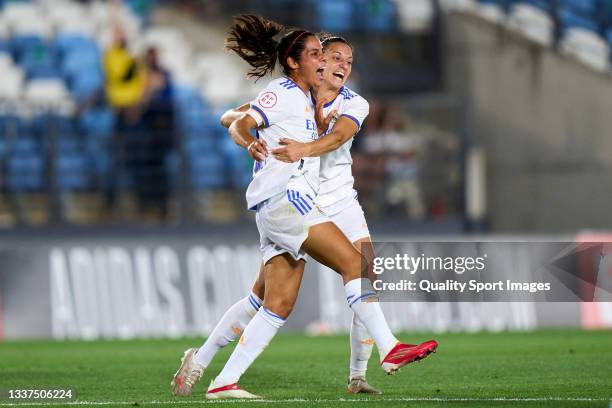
[340,95,369,130]
[247,86,293,128]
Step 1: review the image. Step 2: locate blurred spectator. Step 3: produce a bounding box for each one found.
[135,46,175,217]
[103,26,147,214]
[357,103,426,220]
[103,27,147,112]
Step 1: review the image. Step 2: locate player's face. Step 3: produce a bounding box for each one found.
[323,42,353,90]
[295,36,325,88]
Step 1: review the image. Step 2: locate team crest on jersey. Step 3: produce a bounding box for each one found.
[259,91,277,108]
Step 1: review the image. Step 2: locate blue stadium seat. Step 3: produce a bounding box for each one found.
[12,136,40,154]
[29,114,76,138]
[12,39,57,79]
[0,135,8,159]
[516,0,552,12]
[25,64,62,80]
[605,27,612,45]
[312,0,355,32]
[55,34,99,59]
[220,137,253,189]
[559,7,599,31]
[184,136,217,156]
[69,71,104,101]
[164,151,180,190]
[9,35,44,59]
[173,86,208,111]
[189,154,226,189]
[56,135,82,153]
[6,152,45,191]
[0,41,9,54]
[56,152,92,191]
[356,0,397,32]
[0,115,24,136]
[559,0,598,15]
[79,108,115,139]
[62,49,100,76]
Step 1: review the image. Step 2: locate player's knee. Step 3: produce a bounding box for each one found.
[264,297,295,319]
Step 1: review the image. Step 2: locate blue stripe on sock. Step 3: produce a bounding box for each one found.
[248,296,260,311]
[248,295,262,310]
[249,294,262,307]
[349,292,377,306]
[262,307,285,322]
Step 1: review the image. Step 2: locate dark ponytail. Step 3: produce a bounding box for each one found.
[225,14,284,80]
[226,14,316,80]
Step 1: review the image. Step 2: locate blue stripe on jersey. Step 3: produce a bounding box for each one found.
[340,88,355,100]
[251,105,270,127]
[341,113,360,129]
[280,78,298,89]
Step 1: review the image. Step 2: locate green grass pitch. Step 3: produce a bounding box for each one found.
[0,330,611,407]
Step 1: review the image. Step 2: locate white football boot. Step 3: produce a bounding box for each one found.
[171,348,204,396]
[206,381,262,399]
[347,376,382,394]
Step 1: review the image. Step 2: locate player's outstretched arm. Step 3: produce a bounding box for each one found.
[228,114,268,161]
[271,116,357,163]
[220,103,250,128]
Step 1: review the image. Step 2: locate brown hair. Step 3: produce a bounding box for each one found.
[318,32,353,51]
[225,14,316,80]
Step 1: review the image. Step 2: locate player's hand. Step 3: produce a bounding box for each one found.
[315,96,338,135]
[272,138,307,163]
[247,139,268,161]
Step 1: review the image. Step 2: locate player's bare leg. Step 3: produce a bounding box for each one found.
[171,264,266,396]
[207,254,305,399]
[302,222,438,375]
[346,237,381,394]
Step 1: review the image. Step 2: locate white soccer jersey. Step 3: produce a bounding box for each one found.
[245,77,320,210]
[317,86,369,213]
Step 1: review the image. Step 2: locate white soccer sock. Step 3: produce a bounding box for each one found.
[212,307,285,387]
[193,292,262,368]
[349,313,374,379]
[345,278,398,358]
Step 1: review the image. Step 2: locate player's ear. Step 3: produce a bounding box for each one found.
[286,56,299,70]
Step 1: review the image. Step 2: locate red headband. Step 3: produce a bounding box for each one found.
[283,31,309,63]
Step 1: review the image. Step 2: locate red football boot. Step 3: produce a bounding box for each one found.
[381,340,438,374]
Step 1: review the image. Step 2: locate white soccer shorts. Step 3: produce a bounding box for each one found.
[327,197,371,243]
[256,189,329,264]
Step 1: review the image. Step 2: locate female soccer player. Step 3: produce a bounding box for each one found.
[171,15,437,399]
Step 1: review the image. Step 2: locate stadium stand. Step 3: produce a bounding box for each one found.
[7,0,607,227]
[469,0,612,71]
